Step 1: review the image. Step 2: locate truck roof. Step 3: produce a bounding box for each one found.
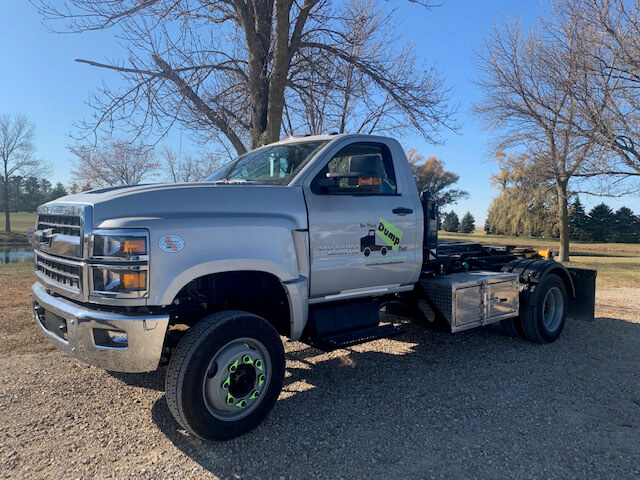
[271,133,394,145]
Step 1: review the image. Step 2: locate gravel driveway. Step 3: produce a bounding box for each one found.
[1,285,639,480]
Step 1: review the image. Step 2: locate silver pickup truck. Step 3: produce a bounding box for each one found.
[31,133,596,440]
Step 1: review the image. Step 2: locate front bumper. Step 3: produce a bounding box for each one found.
[31,282,169,373]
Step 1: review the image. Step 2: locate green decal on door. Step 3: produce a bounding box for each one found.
[376,218,403,251]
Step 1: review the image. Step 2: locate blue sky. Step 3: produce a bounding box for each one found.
[1,1,637,223]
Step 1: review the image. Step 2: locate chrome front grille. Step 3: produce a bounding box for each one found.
[35,253,82,294]
[37,214,82,237]
[34,204,87,259]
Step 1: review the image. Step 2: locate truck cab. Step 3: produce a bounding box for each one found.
[30,133,595,440]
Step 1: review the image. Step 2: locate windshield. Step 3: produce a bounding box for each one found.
[203,140,329,185]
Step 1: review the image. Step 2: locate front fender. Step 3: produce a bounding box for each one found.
[159,258,296,306]
[159,259,310,341]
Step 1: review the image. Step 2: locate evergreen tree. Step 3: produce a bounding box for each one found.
[613,207,640,243]
[0,177,69,213]
[568,196,589,241]
[587,203,615,242]
[442,211,459,232]
[50,182,68,201]
[459,212,476,233]
[484,218,491,234]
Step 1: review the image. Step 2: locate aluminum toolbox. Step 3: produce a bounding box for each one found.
[418,271,519,332]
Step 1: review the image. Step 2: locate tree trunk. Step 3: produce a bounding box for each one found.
[557,180,569,262]
[264,0,292,145]
[3,177,10,233]
[240,0,273,149]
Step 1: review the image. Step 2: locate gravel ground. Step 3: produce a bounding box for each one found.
[1,285,639,480]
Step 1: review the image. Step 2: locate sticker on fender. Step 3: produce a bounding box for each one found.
[376,218,403,251]
[158,234,185,252]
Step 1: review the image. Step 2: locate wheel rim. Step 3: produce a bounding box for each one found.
[542,286,564,332]
[202,337,271,421]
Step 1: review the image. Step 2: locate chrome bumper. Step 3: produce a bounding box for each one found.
[31,282,169,373]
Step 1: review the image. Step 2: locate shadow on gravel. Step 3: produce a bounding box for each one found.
[149,316,640,479]
[108,369,165,391]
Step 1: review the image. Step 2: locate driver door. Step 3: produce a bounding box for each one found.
[304,141,420,300]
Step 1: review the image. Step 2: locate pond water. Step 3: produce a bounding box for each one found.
[0,246,34,264]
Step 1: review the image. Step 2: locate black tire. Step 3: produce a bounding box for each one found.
[364,247,371,257]
[165,310,285,440]
[520,274,568,343]
[499,317,525,338]
[381,247,388,256]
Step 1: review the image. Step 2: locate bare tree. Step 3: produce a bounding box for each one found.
[561,0,640,175]
[70,140,160,188]
[34,0,455,153]
[474,11,611,261]
[406,148,468,210]
[0,114,45,232]
[285,0,448,137]
[160,147,224,182]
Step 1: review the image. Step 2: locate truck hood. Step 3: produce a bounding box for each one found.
[47,183,309,230]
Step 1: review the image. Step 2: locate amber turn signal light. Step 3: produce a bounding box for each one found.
[121,272,146,290]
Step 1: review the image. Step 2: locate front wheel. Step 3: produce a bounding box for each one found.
[165,311,285,440]
[520,274,568,343]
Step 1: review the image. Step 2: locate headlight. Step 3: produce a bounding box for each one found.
[92,232,148,258]
[89,230,149,298]
[92,266,147,296]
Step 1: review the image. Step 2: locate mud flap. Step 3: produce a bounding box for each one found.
[567,268,597,321]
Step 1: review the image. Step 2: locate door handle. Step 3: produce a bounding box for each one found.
[392,207,413,216]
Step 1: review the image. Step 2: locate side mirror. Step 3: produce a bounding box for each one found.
[326,171,381,181]
[326,172,382,193]
[315,177,337,188]
[313,172,383,194]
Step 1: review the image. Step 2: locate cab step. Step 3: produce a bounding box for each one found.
[313,324,404,351]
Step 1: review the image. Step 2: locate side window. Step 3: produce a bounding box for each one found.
[311,143,397,195]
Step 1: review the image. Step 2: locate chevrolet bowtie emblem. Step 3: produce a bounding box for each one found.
[36,228,54,247]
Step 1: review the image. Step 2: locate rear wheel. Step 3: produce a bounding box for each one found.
[165,310,285,440]
[520,275,568,343]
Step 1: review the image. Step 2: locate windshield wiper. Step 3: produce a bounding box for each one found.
[208,179,264,185]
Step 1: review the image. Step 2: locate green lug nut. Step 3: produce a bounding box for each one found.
[221,376,230,390]
[255,359,263,370]
[226,393,235,405]
[258,374,265,386]
[237,400,246,408]
[242,355,253,364]
[250,390,260,399]
[229,360,239,373]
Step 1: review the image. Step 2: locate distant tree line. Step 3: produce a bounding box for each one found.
[485,196,640,244]
[0,176,67,213]
[568,198,640,244]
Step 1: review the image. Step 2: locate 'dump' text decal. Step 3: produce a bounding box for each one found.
[376,218,403,251]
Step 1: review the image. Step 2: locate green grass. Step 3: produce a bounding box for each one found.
[439,229,640,287]
[0,212,37,245]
